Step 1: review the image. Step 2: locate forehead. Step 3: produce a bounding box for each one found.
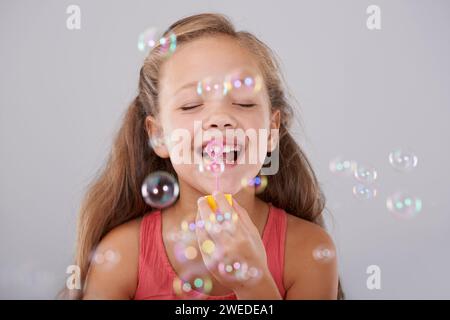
[159,35,261,94]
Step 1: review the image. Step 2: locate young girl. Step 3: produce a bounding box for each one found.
[68,13,343,300]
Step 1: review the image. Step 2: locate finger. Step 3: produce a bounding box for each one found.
[195,221,223,267]
[197,196,213,221]
[212,191,233,214]
[231,199,255,231]
[197,196,221,239]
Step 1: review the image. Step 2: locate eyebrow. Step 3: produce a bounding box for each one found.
[174,81,198,96]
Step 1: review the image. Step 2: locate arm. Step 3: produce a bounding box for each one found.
[82,219,141,300]
[284,217,339,300]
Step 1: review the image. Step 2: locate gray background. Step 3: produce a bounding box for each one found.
[1,0,449,299]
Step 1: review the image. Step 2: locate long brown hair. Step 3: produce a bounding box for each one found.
[60,13,344,299]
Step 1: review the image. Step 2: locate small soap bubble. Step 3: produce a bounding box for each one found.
[224,68,263,100]
[241,176,268,194]
[329,157,357,176]
[141,171,179,208]
[312,245,335,263]
[201,240,215,255]
[184,246,198,260]
[352,184,377,200]
[386,192,422,219]
[137,27,177,56]
[354,164,377,184]
[137,27,158,52]
[389,149,418,172]
[197,76,226,101]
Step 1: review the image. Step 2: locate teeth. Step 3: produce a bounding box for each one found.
[202,144,241,154]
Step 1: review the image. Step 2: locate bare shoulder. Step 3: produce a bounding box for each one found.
[82,217,143,300]
[283,214,338,299]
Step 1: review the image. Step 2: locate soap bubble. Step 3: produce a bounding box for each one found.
[352,184,377,200]
[389,149,418,172]
[137,27,158,52]
[312,245,335,263]
[329,157,357,176]
[217,259,262,283]
[137,27,177,56]
[386,192,422,219]
[198,139,225,176]
[90,248,121,268]
[223,68,263,100]
[158,32,177,55]
[184,246,198,260]
[197,76,227,100]
[172,268,214,297]
[354,164,377,184]
[141,171,179,208]
[241,175,268,194]
[200,240,216,255]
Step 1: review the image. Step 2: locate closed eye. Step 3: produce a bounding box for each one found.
[233,103,257,108]
[180,104,203,111]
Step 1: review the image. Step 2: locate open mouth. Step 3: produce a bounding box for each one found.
[195,139,245,166]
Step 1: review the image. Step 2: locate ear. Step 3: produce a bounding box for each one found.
[267,109,281,153]
[145,115,170,158]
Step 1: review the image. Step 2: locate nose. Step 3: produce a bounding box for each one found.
[202,104,237,130]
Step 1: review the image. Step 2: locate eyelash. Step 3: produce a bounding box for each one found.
[180,105,202,111]
[234,103,256,108]
[180,103,256,111]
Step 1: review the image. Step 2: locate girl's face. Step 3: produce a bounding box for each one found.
[149,35,279,195]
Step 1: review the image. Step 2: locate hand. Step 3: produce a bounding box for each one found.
[195,191,270,293]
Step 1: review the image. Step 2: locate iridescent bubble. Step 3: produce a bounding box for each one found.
[184,246,198,260]
[137,27,158,52]
[248,267,260,278]
[312,245,335,263]
[91,248,121,267]
[193,278,203,288]
[196,76,226,101]
[352,184,377,200]
[141,171,179,208]
[329,157,357,176]
[241,175,268,194]
[181,221,189,232]
[173,269,214,297]
[158,32,177,55]
[354,164,377,184]
[198,138,225,177]
[234,262,249,281]
[201,240,215,255]
[92,252,105,265]
[137,27,177,56]
[172,277,183,296]
[196,219,205,229]
[389,149,418,172]
[182,282,192,292]
[386,192,422,219]
[173,242,188,262]
[103,249,120,264]
[224,68,263,100]
[217,259,262,283]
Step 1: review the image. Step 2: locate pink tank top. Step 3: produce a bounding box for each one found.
[134,203,287,300]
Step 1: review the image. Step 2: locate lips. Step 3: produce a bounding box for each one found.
[195,138,245,165]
